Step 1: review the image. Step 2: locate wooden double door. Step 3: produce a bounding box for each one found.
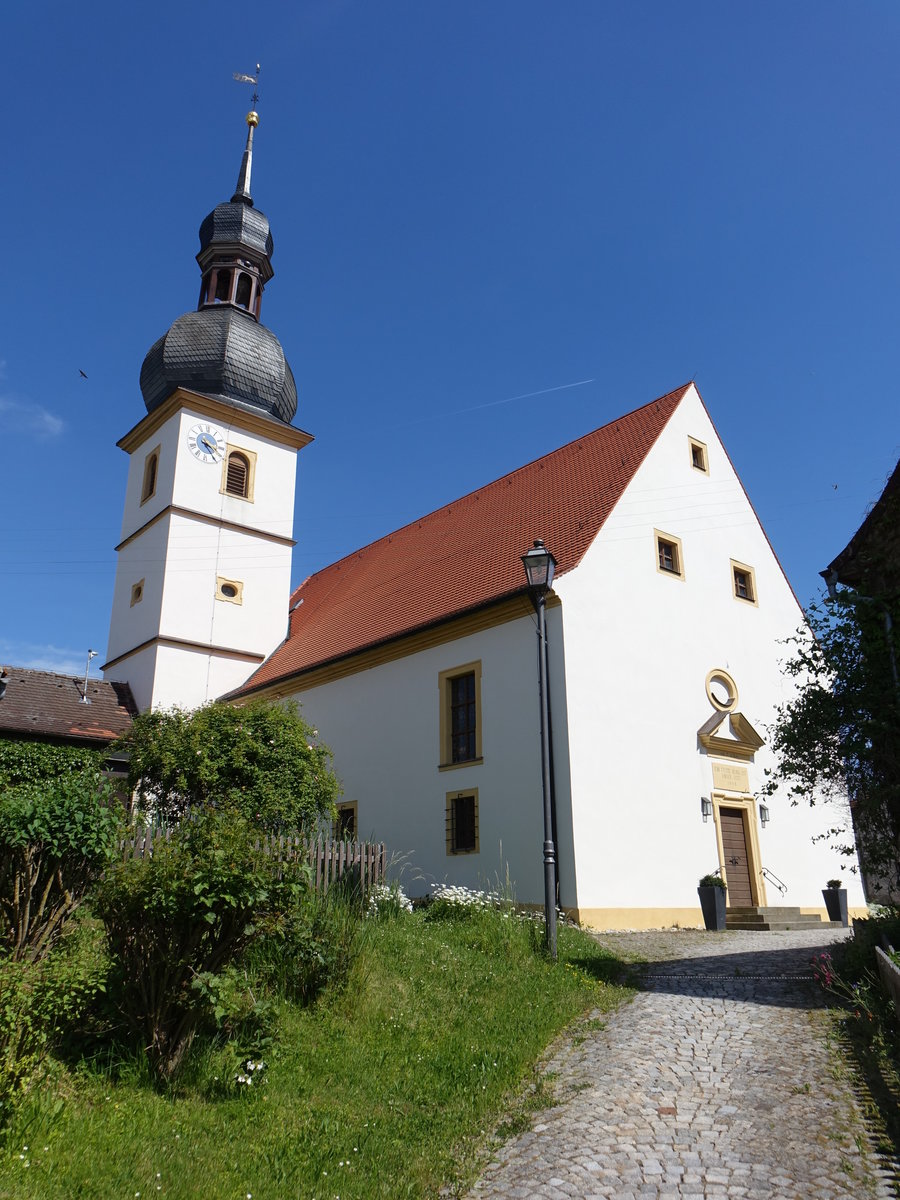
[719,806,754,907]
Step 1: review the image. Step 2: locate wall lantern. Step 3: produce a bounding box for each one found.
[701,796,713,823]
[759,802,770,827]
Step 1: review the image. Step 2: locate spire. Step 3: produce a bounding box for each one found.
[232,110,259,206]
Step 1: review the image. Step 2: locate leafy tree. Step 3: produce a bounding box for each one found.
[0,771,122,961]
[765,588,900,888]
[116,699,339,832]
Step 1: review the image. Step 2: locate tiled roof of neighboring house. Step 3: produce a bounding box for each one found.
[0,667,137,744]
[231,384,691,698]
[825,458,900,592]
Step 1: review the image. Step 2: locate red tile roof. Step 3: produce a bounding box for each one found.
[233,384,690,696]
[0,667,137,744]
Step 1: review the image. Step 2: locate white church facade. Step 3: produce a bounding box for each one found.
[103,112,865,928]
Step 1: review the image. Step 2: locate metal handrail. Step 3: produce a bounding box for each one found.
[760,866,787,896]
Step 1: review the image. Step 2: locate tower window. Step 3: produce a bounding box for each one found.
[235,272,253,309]
[220,446,257,502]
[225,452,250,497]
[216,577,244,605]
[214,269,231,303]
[130,579,145,607]
[141,447,160,504]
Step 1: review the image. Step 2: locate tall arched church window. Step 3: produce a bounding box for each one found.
[225,451,250,498]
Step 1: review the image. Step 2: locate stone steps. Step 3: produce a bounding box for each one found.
[725,906,844,932]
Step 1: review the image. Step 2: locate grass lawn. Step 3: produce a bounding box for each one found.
[0,909,628,1200]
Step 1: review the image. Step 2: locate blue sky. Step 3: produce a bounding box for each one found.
[2,1,898,679]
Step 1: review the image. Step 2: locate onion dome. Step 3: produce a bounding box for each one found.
[139,111,298,424]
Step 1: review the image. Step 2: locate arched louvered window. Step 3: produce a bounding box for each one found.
[225,451,250,498]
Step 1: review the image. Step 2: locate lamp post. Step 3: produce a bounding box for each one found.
[521,539,558,960]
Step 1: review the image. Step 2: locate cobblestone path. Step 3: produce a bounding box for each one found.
[469,928,896,1200]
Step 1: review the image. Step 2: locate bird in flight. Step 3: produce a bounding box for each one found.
[79,369,88,379]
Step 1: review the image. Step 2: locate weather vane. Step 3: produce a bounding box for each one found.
[233,63,261,109]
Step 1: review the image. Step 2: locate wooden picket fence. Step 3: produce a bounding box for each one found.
[119,827,386,896]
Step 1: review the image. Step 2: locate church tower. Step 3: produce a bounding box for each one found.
[103,110,311,712]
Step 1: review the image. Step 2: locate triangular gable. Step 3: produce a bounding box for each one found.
[230,384,691,696]
[698,711,765,761]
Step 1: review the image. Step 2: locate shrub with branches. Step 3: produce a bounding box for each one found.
[96,809,310,1081]
[0,772,121,962]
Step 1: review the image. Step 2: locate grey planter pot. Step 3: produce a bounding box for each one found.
[823,887,848,927]
[698,885,727,931]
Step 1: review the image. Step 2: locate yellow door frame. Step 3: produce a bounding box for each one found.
[711,793,768,907]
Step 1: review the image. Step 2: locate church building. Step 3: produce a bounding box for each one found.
[102,112,865,929]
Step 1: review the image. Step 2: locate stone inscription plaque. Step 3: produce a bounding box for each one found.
[712,761,750,793]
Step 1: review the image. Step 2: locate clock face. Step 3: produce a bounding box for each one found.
[187,423,226,463]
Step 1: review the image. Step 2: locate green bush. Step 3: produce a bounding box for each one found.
[248,886,366,1006]
[96,810,302,1081]
[116,699,340,832]
[698,873,727,889]
[0,741,103,789]
[0,918,108,1129]
[0,772,122,962]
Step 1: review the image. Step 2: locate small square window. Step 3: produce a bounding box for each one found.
[130,579,145,607]
[731,560,758,605]
[334,801,357,841]
[446,790,479,855]
[655,530,684,579]
[689,437,708,473]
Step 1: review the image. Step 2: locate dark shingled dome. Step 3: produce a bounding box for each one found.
[199,201,274,265]
[140,306,297,423]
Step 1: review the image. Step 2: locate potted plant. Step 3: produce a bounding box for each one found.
[822,879,848,927]
[698,873,727,931]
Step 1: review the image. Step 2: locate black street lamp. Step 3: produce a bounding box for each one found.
[521,538,558,960]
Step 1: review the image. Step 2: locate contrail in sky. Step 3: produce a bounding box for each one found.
[402,377,595,427]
